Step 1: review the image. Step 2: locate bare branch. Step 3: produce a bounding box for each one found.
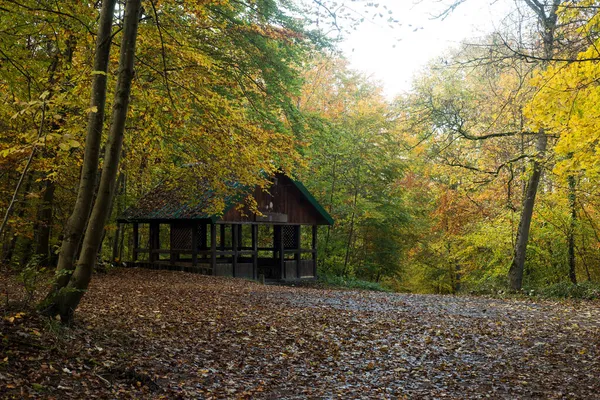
[149,0,175,108]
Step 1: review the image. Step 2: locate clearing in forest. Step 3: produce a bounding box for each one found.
[2,268,600,399]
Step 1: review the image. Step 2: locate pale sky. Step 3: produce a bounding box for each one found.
[336,0,515,98]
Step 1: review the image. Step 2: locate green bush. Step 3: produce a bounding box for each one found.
[462,274,509,296]
[538,281,600,300]
[318,273,390,292]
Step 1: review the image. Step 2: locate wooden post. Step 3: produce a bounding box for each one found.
[132,222,139,262]
[252,224,258,280]
[210,223,217,275]
[295,225,301,279]
[312,225,318,278]
[200,223,207,250]
[276,225,284,280]
[170,223,177,268]
[200,223,207,268]
[191,222,198,271]
[232,224,238,278]
[150,222,159,265]
[220,224,225,251]
[148,223,154,264]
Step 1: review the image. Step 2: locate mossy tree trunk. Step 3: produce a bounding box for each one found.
[52,0,142,323]
[45,0,118,304]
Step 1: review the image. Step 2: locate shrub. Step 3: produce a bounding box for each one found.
[318,273,390,292]
[538,281,600,300]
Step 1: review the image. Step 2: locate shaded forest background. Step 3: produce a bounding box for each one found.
[2,0,600,311]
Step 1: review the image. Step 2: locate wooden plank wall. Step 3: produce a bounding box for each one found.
[222,175,322,225]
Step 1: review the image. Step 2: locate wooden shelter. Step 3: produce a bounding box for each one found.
[117,173,333,281]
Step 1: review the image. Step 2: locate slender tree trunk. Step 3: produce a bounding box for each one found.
[98,172,123,258]
[360,226,369,275]
[118,224,126,262]
[19,237,34,268]
[567,174,577,284]
[454,264,461,293]
[5,36,70,250]
[1,228,15,266]
[0,103,47,240]
[112,173,126,261]
[1,5,72,263]
[55,0,141,322]
[34,180,56,264]
[2,174,34,265]
[342,186,359,277]
[577,234,591,281]
[111,223,122,261]
[508,131,547,290]
[45,0,117,302]
[580,204,600,281]
[321,154,337,269]
[507,0,560,291]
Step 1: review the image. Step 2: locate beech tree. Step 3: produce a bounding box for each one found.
[405,0,567,291]
[0,0,97,265]
[42,0,118,318]
[2,0,600,307]
[507,0,562,291]
[299,57,410,282]
[34,0,328,322]
[524,1,600,284]
[44,0,142,322]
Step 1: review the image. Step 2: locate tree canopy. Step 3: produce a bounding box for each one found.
[1,0,600,321]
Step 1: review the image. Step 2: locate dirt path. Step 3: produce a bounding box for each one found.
[2,268,600,399]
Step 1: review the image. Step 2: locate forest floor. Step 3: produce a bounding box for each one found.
[2,268,600,399]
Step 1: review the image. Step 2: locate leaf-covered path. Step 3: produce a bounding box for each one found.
[3,268,600,399]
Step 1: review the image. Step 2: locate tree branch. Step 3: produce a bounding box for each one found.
[149,0,175,108]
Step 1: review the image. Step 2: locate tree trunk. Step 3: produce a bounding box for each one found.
[454,264,461,293]
[118,222,126,262]
[567,174,577,284]
[34,180,56,264]
[508,131,547,290]
[54,0,141,322]
[111,223,122,262]
[112,173,126,261]
[342,186,359,277]
[47,0,117,299]
[1,173,34,265]
[0,29,69,247]
[507,0,560,291]
[321,154,337,269]
[97,172,123,259]
[0,103,47,241]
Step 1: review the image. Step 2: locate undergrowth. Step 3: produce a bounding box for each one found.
[537,281,600,300]
[318,273,390,292]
